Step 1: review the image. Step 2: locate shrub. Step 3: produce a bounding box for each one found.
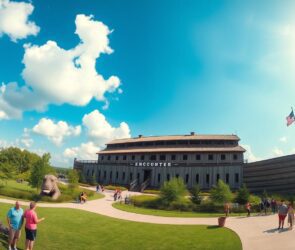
[131,195,160,208]
[143,189,161,195]
[160,177,187,205]
[235,184,250,205]
[190,185,202,205]
[210,180,233,204]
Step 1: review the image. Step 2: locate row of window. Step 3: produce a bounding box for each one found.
[99,153,239,161]
[107,140,237,149]
[86,169,240,184]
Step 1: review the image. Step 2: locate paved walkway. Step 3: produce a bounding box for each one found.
[0,190,294,250]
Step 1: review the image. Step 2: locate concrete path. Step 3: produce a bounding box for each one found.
[0,190,294,250]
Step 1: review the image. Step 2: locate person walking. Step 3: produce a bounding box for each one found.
[22,202,45,250]
[245,202,251,217]
[224,202,230,217]
[287,202,294,230]
[271,199,277,214]
[7,201,23,250]
[278,200,288,230]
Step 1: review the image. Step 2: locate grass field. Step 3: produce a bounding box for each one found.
[113,202,247,217]
[0,180,104,202]
[0,203,242,250]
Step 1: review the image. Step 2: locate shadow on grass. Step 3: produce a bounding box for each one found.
[0,233,24,250]
[207,225,220,230]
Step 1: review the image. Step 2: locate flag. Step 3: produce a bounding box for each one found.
[286,109,295,126]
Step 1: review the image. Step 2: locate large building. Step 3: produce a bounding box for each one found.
[74,132,246,191]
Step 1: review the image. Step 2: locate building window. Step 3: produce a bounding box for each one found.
[221,154,226,160]
[171,154,176,161]
[103,171,106,178]
[107,155,111,161]
[196,174,199,183]
[196,154,201,160]
[176,174,179,179]
[92,169,94,176]
[206,174,210,184]
[208,154,213,161]
[216,174,220,182]
[132,155,135,160]
[137,173,140,180]
[122,172,125,180]
[158,173,161,183]
[115,155,119,161]
[130,173,133,181]
[185,174,189,184]
[116,172,119,179]
[233,154,238,160]
[160,155,166,161]
[101,155,104,161]
[183,154,188,161]
[141,155,145,160]
[226,173,229,184]
[98,170,101,178]
[150,155,157,161]
[123,155,127,160]
[86,169,90,176]
[235,173,239,183]
[167,174,170,181]
[110,171,112,179]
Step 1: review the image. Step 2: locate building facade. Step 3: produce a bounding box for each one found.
[74,133,245,190]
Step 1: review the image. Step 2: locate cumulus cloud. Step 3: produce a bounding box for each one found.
[0,14,120,119]
[32,118,81,146]
[0,0,39,41]
[242,144,261,163]
[63,109,131,160]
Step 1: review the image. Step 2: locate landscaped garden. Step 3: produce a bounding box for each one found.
[0,203,242,250]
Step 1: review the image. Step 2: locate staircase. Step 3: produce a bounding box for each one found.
[140,178,151,192]
[129,178,139,191]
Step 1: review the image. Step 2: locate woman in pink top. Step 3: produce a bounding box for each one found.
[22,202,45,250]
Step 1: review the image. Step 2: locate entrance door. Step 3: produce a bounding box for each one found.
[143,170,152,182]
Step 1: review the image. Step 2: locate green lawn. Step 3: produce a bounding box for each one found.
[0,180,104,202]
[113,202,247,218]
[0,203,241,250]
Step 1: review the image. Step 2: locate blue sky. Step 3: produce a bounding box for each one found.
[0,0,295,166]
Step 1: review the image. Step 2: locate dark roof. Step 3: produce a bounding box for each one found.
[107,134,240,145]
[98,146,246,154]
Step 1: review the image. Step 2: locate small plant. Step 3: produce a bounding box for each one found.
[160,177,187,205]
[190,184,202,205]
[210,180,233,204]
[235,183,250,205]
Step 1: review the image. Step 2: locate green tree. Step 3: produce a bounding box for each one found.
[210,179,233,204]
[190,184,202,205]
[160,177,187,205]
[68,169,79,189]
[235,183,250,205]
[29,153,55,190]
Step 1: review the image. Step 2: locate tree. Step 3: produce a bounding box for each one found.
[68,169,79,189]
[210,179,233,204]
[160,177,187,205]
[235,183,250,205]
[190,184,202,205]
[29,153,55,190]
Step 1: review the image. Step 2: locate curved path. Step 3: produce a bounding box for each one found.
[0,190,294,250]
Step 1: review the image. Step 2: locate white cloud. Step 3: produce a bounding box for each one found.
[272,147,284,157]
[0,14,121,119]
[242,144,261,163]
[32,118,81,146]
[63,109,131,160]
[21,127,33,147]
[0,0,39,41]
[64,141,99,160]
[279,136,287,143]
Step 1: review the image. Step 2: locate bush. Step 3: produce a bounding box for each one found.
[190,185,202,205]
[210,180,233,204]
[160,177,187,205]
[131,195,160,208]
[235,184,250,205]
